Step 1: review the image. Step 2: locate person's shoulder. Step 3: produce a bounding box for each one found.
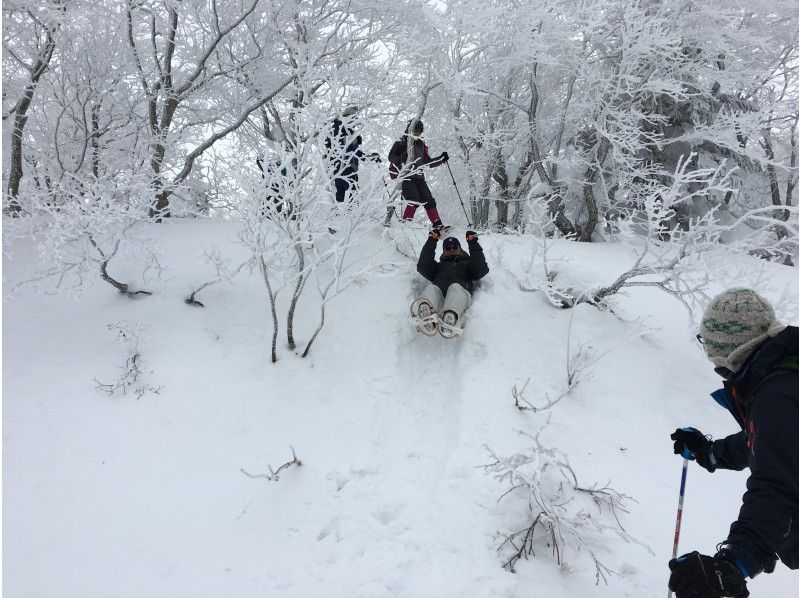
[750,370,797,418]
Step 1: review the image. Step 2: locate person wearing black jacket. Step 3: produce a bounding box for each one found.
[325,106,379,203]
[388,118,450,230]
[411,229,489,338]
[669,288,798,598]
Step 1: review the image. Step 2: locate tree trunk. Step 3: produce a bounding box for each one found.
[577,181,599,242]
[762,131,791,241]
[286,241,306,350]
[546,189,577,237]
[6,25,57,214]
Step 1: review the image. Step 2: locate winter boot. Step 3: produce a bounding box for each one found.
[431,222,453,235]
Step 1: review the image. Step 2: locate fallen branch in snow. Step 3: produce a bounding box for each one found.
[513,379,568,413]
[92,237,153,298]
[241,445,302,482]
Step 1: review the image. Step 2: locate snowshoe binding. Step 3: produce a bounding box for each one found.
[411,298,438,336]
[438,310,464,339]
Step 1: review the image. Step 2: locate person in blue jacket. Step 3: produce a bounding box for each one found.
[669,288,798,598]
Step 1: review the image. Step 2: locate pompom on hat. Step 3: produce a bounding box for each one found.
[699,288,785,374]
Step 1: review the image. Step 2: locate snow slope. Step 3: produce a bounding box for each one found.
[3,218,798,597]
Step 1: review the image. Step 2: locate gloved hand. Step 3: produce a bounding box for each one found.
[440,151,449,162]
[466,230,478,243]
[671,428,716,472]
[668,551,749,597]
[429,229,441,241]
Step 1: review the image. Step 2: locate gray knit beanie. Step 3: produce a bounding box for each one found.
[699,288,784,373]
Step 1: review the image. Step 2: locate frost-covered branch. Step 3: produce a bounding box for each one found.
[484,431,651,583]
[241,445,302,482]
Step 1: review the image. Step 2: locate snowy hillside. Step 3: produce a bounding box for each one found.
[3,219,798,597]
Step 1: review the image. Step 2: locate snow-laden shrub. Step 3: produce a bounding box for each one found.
[484,431,652,583]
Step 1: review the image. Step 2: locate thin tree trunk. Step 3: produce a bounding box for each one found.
[286,241,306,350]
[259,256,280,363]
[578,167,598,243]
[301,302,326,358]
[90,103,101,179]
[762,131,791,241]
[577,139,610,242]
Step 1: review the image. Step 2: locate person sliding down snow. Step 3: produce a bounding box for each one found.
[388,118,450,232]
[411,229,489,338]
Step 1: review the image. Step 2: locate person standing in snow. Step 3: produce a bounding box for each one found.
[668,289,798,598]
[325,106,380,203]
[388,118,450,231]
[411,229,488,337]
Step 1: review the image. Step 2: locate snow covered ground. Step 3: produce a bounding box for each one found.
[3,218,798,597]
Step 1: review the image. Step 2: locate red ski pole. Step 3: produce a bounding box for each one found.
[668,457,689,598]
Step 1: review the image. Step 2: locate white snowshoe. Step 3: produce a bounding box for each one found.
[438,310,465,339]
[410,298,438,336]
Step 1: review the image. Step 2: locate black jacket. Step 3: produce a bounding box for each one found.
[709,326,798,576]
[388,136,446,180]
[325,118,362,172]
[416,237,489,295]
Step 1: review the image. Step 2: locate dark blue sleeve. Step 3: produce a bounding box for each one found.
[712,431,748,471]
[724,375,798,575]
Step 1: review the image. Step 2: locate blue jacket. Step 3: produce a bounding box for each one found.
[709,325,798,576]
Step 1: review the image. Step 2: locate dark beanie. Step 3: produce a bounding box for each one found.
[406,118,424,134]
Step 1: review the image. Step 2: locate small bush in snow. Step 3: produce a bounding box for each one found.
[484,431,651,584]
[93,322,162,399]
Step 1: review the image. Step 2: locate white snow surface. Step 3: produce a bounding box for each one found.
[3,218,798,597]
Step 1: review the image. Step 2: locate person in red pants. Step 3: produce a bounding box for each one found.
[388,118,450,231]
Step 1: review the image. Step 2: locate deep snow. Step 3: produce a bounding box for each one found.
[3,218,798,597]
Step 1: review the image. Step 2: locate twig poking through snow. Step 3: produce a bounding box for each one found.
[241,446,302,482]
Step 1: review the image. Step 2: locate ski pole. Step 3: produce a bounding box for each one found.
[668,457,689,598]
[445,161,472,228]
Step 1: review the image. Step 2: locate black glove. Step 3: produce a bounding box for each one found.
[369,152,382,163]
[671,428,716,472]
[668,551,749,597]
[440,151,449,162]
[466,230,478,243]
